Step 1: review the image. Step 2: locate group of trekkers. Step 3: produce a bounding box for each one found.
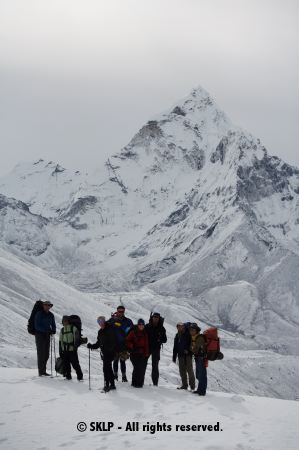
[29,300,213,396]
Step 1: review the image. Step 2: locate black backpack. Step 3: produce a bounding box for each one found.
[27,300,44,335]
[68,315,88,346]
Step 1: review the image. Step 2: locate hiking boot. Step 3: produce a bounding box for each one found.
[66,375,72,380]
[110,383,116,390]
[177,386,188,390]
[122,375,128,382]
[103,385,111,393]
[113,372,118,381]
[42,372,51,376]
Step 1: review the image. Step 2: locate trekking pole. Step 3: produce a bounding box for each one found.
[50,335,53,378]
[53,336,57,377]
[88,348,91,391]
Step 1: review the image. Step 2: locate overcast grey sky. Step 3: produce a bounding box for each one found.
[0,0,298,176]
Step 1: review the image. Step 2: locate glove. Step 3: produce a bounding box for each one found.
[87,343,93,349]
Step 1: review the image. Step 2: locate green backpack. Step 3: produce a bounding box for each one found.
[60,324,76,351]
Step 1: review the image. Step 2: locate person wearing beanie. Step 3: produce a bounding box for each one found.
[108,305,133,382]
[126,319,149,387]
[145,312,167,386]
[87,316,117,392]
[173,323,195,391]
[189,323,208,396]
[59,316,83,381]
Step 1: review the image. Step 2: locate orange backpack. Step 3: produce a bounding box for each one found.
[203,327,224,361]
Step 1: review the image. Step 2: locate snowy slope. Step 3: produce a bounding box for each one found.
[1,367,299,450]
[1,246,299,401]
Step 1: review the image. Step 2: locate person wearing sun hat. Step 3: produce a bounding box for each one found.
[126,319,149,388]
[87,316,117,392]
[34,300,56,376]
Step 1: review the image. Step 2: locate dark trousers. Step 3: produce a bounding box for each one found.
[35,333,50,375]
[103,353,115,386]
[62,350,83,380]
[113,358,126,375]
[194,357,207,395]
[147,348,160,385]
[130,355,147,387]
[178,354,195,389]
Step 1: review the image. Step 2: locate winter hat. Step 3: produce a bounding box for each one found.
[189,323,200,332]
[137,318,145,326]
[117,305,125,311]
[43,300,53,307]
[97,316,106,325]
[152,312,160,318]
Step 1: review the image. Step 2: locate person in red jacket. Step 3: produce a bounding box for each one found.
[126,319,149,388]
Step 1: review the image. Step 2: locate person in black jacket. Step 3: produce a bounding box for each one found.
[145,312,167,386]
[87,316,117,392]
[173,322,195,391]
[108,306,133,382]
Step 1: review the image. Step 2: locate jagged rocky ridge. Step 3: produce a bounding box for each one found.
[1,86,299,356]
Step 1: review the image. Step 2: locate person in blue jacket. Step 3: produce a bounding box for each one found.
[34,300,56,376]
[108,305,133,382]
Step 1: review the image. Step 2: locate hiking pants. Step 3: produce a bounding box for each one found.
[102,353,115,386]
[148,348,160,385]
[35,333,50,375]
[62,350,83,380]
[130,355,147,387]
[178,354,195,389]
[194,356,207,395]
[113,358,126,375]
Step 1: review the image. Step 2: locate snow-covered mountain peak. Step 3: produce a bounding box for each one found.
[1,85,299,354]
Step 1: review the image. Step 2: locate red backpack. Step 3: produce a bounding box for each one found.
[203,328,224,361]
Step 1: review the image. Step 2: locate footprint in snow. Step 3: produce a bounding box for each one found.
[231,395,245,403]
[0,439,8,444]
[43,398,57,403]
[0,422,5,426]
[7,410,20,414]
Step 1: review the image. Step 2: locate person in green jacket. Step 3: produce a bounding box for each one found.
[59,316,83,381]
